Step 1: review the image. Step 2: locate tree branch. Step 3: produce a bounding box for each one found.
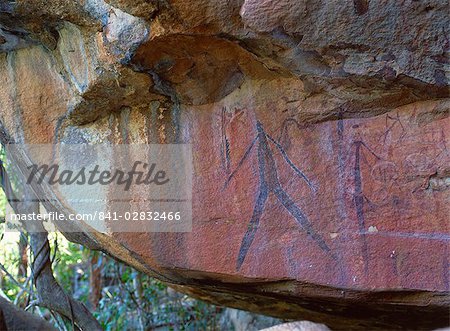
[30,228,102,331]
[0,295,57,331]
[0,158,102,330]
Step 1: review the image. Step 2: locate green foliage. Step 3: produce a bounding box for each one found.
[51,237,89,299]
[0,147,7,219]
[0,194,5,219]
[0,231,222,330]
[95,260,221,330]
[0,233,22,300]
[0,148,222,330]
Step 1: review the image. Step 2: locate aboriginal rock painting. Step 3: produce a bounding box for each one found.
[220,107,335,271]
[219,106,449,287]
[340,110,449,286]
[351,139,382,275]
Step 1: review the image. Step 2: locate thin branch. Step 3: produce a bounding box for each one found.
[0,261,29,293]
[25,299,40,311]
[14,273,33,306]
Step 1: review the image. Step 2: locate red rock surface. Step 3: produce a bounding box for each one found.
[0,0,449,329]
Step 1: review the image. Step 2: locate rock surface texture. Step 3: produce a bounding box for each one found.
[0,0,449,329]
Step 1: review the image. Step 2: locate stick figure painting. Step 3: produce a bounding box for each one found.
[221,107,335,271]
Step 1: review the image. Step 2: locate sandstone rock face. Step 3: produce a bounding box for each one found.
[0,1,449,329]
[261,321,331,331]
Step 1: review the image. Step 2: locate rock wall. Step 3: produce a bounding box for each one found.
[0,0,449,329]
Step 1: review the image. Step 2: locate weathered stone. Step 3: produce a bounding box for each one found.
[219,308,282,331]
[261,321,331,331]
[0,0,448,329]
